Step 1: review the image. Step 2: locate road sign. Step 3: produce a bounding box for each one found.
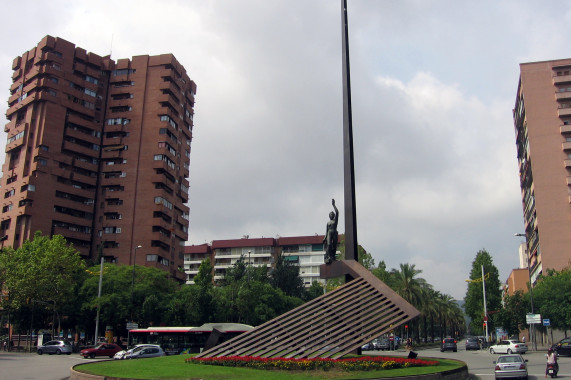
[126,322,138,330]
[526,313,541,324]
[543,319,550,326]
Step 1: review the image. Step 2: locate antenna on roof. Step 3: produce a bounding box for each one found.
[110,33,114,58]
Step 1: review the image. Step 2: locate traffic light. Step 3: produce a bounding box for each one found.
[405,325,408,329]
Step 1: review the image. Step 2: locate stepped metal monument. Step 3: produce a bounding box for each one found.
[195,0,419,359]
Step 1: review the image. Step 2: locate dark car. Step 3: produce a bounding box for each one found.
[80,343,123,359]
[377,339,391,351]
[465,337,480,351]
[440,338,457,352]
[552,337,571,356]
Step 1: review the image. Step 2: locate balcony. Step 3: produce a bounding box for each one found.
[563,142,571,151]
[561,125,571,134]
[565,159,571,168]
[556,91,571,101]
[558,107,571,117]
[554,74,571,84]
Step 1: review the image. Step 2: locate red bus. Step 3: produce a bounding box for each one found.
[128,323,253,355]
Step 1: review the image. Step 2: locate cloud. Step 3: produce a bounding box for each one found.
[2,0,568,300]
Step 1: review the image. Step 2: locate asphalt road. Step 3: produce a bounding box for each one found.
[0,351,93,380]
[367,345,571,379]
[1,345,569,379]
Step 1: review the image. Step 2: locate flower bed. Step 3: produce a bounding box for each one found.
[187,355,439,371]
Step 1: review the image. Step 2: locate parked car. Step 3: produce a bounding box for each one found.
[489,340,528,355]
[493,354,528,379]
[125,344,164,359]
[552,337,571,357]
[37,340,73,355]
[440,338,457,352]
[80,343,123,359]
[465,337,480,350]
[377,339,391,351]
[361,342,373,351]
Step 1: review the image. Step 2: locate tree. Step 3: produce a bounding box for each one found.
[270,253,304,298]
[496,290,528,337]
[79,264,177,336]
[464,249,502,335]
[532,268,571,331]
[0,232,86,334]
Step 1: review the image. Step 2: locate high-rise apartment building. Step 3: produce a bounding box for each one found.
[513,58,571,285]
[1,36,196,279]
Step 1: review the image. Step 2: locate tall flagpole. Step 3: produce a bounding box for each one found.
[341,0,358,261]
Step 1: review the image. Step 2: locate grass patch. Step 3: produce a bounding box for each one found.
[76,354,463,379]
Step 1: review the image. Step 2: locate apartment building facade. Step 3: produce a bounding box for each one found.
[1,36,196,279]
[513,58,571,285]
[184,235,332,286]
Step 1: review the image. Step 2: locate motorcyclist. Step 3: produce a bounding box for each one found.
[546,347,558,377]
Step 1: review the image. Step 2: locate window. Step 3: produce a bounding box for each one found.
[85,75,98,85]
[104,227,121,234]
[21,184,35,192]
[2,204,13,213]
[147,254,158,262]
[107,118,130,125]
[84,88,97,97]
[7,131,25,144]
[4,189,15,198]
[154,196,173,210]
[113,69,136,76]
[113,81,134,87]
[110,106,132,113]
[160,115,178,129]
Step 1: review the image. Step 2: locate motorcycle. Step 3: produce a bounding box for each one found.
[547,363,558,378]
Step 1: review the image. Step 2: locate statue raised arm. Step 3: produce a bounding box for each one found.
[324,199,339,264]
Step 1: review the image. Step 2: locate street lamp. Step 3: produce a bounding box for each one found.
[514,233,536,351]
[131,245,142,321]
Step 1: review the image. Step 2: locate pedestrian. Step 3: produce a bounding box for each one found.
[522,336,526,343]
[2,341,6,351]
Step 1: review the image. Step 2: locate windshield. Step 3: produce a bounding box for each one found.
[498,356,522,363]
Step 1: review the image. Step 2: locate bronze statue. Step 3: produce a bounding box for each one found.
[324,199,339,264]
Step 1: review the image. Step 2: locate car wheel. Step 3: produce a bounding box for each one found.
[490,348,495,354]
[453,349,457,352]
[90,353,96,359]
[67,353,71,355]
[37,349,43,355]
[56,349,62,355]
[109,355,113,358]
[507,349,512,354]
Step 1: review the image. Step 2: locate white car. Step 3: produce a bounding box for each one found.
[125,344,164,359]
[113,344,158,360]
[489,340,528,354]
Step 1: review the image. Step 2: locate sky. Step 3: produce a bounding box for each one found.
[1,0,569,300]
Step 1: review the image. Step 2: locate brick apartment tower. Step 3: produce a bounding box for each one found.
[1,36,196,280]
[513,58,571,284]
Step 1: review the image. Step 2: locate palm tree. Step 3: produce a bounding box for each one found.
[391,263,427,342]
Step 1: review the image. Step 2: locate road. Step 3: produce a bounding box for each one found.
[0,351,94,380]
[366,345,571,379]
[1,345,569,379]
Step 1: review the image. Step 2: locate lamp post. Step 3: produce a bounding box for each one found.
[514,233,536,351]
[248,250,251,284]
[131,245,142,321]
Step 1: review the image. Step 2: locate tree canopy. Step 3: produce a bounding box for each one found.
[464,249,502,335]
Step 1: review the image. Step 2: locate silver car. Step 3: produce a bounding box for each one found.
[37,340,73,355]
[124,344,164,359]
[114,344,158,360]
[494,354,528,379]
